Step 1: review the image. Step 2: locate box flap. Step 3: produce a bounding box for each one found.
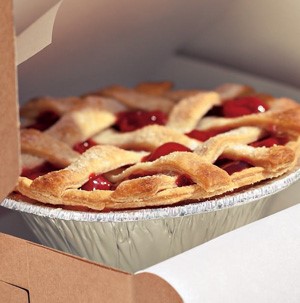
[0,0,20,201]
[26,243,133,302]
[14,0,61,34]
[0,281,28,303]
[140,204,300,302]
[0,233,29,289]
[0,233,181,302]
[16,0,63,65]
[0,233,132,302]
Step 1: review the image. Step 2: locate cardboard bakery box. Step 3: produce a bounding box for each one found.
[1,0,300,301]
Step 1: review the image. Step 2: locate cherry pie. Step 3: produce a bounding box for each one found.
[15,82,300,211]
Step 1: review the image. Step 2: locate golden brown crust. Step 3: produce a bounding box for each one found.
[15,82,300,211]
[215,83,255,100]
[194,127,264,163]
[100,85,174,112]
[197,105,300,135]
[20,96,81,119]
[45,105,116,146]
[93,125,199,151]
[109,152,231,190]
[21,129,79,167]
[167,92,221,132]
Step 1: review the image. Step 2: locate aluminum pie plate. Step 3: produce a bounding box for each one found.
[2,165,300,273]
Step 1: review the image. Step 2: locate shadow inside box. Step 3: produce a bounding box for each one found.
[0,206,39,243]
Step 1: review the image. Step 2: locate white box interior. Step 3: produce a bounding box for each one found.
[182,0,300,89]
[15,0,300,103]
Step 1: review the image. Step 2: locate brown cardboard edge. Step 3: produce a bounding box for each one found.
[0,281,29,303]
[0,0,20,201]
[0,233,182,302]
[30,243,183,302]
[0,232,132,302]
[29,240,130,274]
[0,233,29,289]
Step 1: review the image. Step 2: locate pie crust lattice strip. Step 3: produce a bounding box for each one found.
[15,82,300,211]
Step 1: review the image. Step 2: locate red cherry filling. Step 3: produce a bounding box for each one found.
[73,139,98,154]
[176,174,195,187]
[205,106,223,117]
[215,159,253,175]
[21,162,58,180]
[250,136,288,148]
[142,142,191,162]
[222,96,269,118]
[186,129,224,142]
[80,173,112,191]
[115,110,167,132]
[26,111,60,131]
[250,129,289,147]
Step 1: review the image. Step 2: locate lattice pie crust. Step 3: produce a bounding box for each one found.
[14,82,300,211]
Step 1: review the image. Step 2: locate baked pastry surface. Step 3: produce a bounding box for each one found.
[15,82,300,211]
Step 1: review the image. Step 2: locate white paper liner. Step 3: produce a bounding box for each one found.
[140,204,300,302]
